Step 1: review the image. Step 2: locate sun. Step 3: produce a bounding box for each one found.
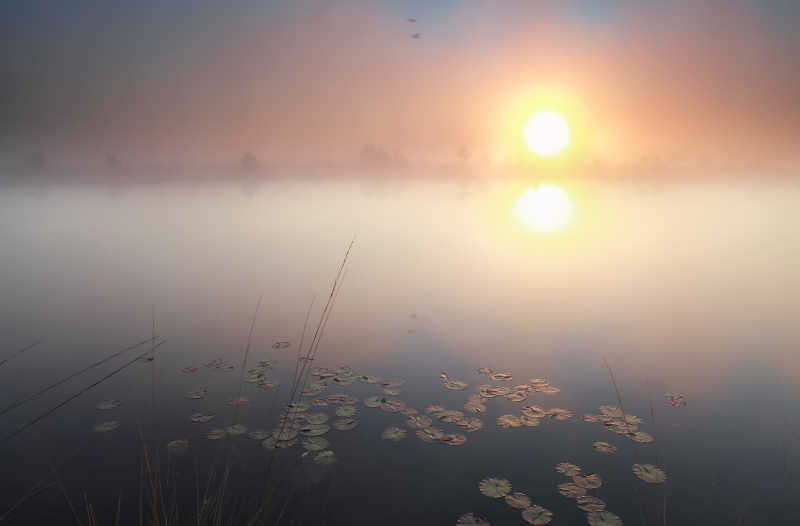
[514,184,573,232]
[524,111,570,157]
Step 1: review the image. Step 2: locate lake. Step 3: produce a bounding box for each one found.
[1,174,798,525]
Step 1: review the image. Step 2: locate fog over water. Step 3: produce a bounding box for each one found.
[1,174,799,524]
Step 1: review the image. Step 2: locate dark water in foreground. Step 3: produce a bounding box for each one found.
[1,176,798,525]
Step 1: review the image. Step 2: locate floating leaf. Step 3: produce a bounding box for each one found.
[476,368,492,375]
[587,511,623,526]
[520,415,541,427]
[225,424,247,436]
[496,414,522,428]
[299,423,330,437]
[167,439,189,455]
[359,375,381,384]
[180,366,198,374]
[442,433,467,446]
[306,412,330,424]
[457,417,484,432]
[96,399,121,411]
[438,410,465,423]
[665,392,687,408]
[363,396,382,408]
[383,388,401,395]
[577,496,606,512]
[335,405,357,417]
[311,398,329,407]
[257,379,280,389]
[505,392,527,402]
[286,402,309,413]
[207,428,226,440]
[406,415,433,429]
[628,431,655,444]
[521,505,553,525]
[464,402,487,413]
[457,512,490,525]
[302,437,329,451]
[478,477,511,498]
[313,450,337,466]
[402,408,419,416]
[327,394,358,405]
[381,379,406,388]
[184,388,208,400]
[417,427,446,443]
[333,418,358,431]
[444,379,468,391]
[379,399,406,413]
[190,412,215,424]
[425,404,446,415]
[547,408,573,421]
[247,430,271,440]
[522,405,547,419]
[93,421,120,433]
[599,406,624,418]
[572,473,602,489]
[557,482,586,498]
[273,428,299,441]
[261,436,297,449]
[491,373,512,381]
[632,463,667,483]
[381,427,407,441]
[505,492,532,509]
[555,462,582,476]
[592,441,618,454]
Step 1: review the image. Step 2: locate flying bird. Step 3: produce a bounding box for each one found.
[411,32,421,39]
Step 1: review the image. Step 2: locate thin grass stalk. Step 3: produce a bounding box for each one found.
[0,336,155,418]
[0,340,41,368]
[1,339,165,443]
[114,491,122,526]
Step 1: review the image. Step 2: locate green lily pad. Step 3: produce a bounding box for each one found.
[247,430,271,440]
[577,496,606,512]
[456,512,490,525]
[592,441,617,454]
[225,424,247,436]
[478,477,511,498]
[190,412,215,423]
[313,450,337,466]
[587,511,623,526]
[557,482,586,498]
[363,396,382,408]
[496,414,522,428]
[335,405,358,417]
[505,492,532,509]
[632,463,667,483]
[381,427,407,441]
[302,436,329,451]
[306,413,330,424]
[555,462,582,476]
[438,410,464,423]
[406,415,433,429]
[521,505,553,525]
[93,421,120,433]
[628,431,655,444]
[299,423,330,437]
[332,418,358,431]
[572,473,602,489]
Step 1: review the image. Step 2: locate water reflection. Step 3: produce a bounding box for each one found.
[514,183,574,233]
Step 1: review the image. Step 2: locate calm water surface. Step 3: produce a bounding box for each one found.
[1,175,798,525]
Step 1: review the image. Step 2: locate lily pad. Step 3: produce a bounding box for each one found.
[505,492,532,509]
[444,379,468,391]
[381,427,407,441]
[96,399,121,411]
[93,421,120,433]
[632,463,667,483]
[383,388,401,395]
[406,415,433,429]
[247,430,271,440]
[520,415,542,427]
[478,477,511,498]
[425,404,446,415]
[190,412,215,424]
[476,367,492,375]
[496,414,522,428]
[438,410,464,423]
[227,396,249,406]
[522,405,547,419]
[299,423,330,437]
[302,436,329,451]
[628,431,655,444]
[417,427,446,443]
[577,496,606,512]
[167,439,189,455]
[184,389,208,400]
[359,375,381,384]
[180,366,198,374]
[587,511,623,526]
[557,482,586,498]
[363,396,382,408]
[521,505,553,525]
[491,373,512,381]
[257,379,280,389]
[555,462,582,476]
[457,417,484,432]
[592,441,617,453]
[379,399,406,413]
[335,405,357,417]
[572,473,602,489]
[464,402,487,413]
[457,512,490,525]
[273,427,299,441]
[207,428,226,440]
[332,418,358,431]
[306,412,330,424]
[261,436,297,449]
[442,433,467,446]
[665,392,687,408]
[313,450,337,466]
[225,424,247,436]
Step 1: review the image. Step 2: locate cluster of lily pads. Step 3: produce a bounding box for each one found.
[201,358,236,372]
[554,462,620,524]
[474,476,554,525]
[665,392,687,408]
[582,406,654,444]
[245,359,280,388]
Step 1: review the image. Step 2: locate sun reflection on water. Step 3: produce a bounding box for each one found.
[514,183,574,233]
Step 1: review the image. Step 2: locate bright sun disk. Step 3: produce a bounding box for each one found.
[524,111,570,157]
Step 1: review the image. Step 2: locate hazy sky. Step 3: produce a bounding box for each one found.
[2,1,799,166]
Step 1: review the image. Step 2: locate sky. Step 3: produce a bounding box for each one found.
[1,0,799,168]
